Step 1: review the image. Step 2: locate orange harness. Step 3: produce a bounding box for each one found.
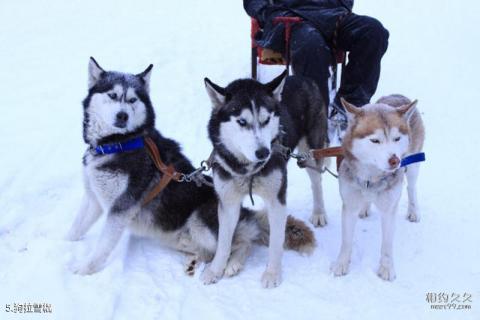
[142,137,185,205]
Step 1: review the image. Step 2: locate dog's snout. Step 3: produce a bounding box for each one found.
[115,112,129,128]
[255,147,270,161]
[388,155,400,168]
[116,112,128,122]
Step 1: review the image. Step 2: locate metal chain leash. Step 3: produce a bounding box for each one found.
[273,142,339,178]
[178,158,215,187]
[182,142,341,191]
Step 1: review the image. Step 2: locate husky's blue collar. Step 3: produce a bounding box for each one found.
[401,152,426,167]
[346,152,426,191]
[94,136,144,155]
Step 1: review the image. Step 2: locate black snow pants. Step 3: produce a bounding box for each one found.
[289,13,389,108]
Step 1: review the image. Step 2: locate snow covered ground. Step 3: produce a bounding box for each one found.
[0,0,479,319]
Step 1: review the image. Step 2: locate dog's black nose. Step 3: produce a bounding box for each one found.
[255,147,270,160]
[115,112,129,128]
[116,112,128,122]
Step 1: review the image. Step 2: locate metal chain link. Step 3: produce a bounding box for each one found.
[175,159,212,186]
[273,142,339,179]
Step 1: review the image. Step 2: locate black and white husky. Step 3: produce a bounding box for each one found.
[66,58,314,277]
[202,72,328,288]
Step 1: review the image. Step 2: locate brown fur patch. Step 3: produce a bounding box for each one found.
[284,215,316,255]
[353,109,409,139]
[254,212,317,253]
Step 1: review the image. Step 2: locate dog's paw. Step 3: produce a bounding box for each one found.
[224,260,243,277]
[407,211,420,223]
[71,260,102,275]
[331,258,350,277]
[309,213,327,228]
[261,270,282,289]
[377,264,396,281]
[184,256,199,276]
[359,209,370,219]
[200,266,223,285]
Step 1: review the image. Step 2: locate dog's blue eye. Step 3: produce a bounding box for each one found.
[128,97,137,104]
[237,119,247,127]
[108,93,117,100]
[394,137,401,142]
[370,139,380,144]
[261,117,270,126]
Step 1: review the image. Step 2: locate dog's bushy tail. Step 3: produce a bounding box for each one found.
[253,210,316,255]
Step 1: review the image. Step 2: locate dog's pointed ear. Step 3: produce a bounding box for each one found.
[265,70,287,101]
[341,98,362,120]
[204,78,226,109]
[88,57,105,88]
[137,64,154,92]
[397,99,418,120]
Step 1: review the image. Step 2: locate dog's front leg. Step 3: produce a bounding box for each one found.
[66,190,102,241]
[406,163,421,222]
[72,211,135,275]
[376,190,401,281]
[377,206,397,281]
[332,184,365,277]
[72,192,140,275]
[331,203,360,276]
[201,199,242,285]
[261,199,287,288]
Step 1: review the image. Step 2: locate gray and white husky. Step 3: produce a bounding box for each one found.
[331,95,425,281]
[66,58,314,277]
[202,72,328,288]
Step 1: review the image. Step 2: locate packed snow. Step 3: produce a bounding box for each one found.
[0,0,479,319]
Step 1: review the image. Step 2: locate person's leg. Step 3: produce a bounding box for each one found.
[335,14,389,107]
[290,23,332,106]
